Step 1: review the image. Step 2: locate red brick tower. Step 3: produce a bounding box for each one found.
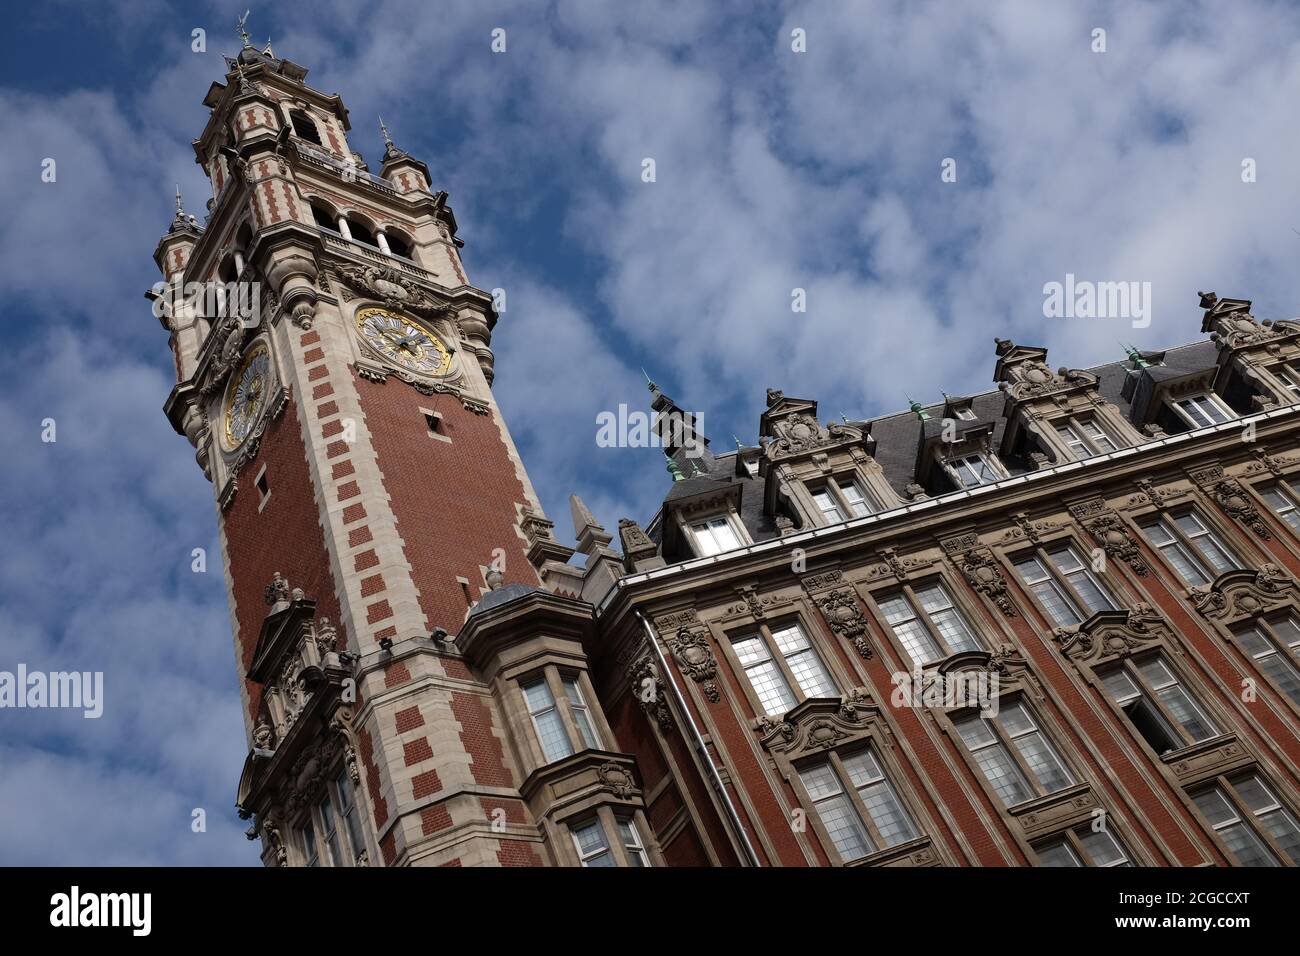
[153,34,592,866]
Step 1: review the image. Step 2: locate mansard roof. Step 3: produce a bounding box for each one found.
[644,338,1220,552]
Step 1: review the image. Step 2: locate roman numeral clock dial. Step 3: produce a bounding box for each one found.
[222,343,271,450]
[356,307,451,377]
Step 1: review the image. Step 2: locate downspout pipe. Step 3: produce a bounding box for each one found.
[637,609,762,867]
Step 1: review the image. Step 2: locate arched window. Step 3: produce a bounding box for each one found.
[385,230,412,259]
[309,201,337,232]
[347,217,376,247]
[290,110,322,146]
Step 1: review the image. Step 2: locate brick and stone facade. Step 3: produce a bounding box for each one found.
[155,43,1300,867]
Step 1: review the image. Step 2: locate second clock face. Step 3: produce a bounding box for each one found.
[224,343,271,450]
[356,307,451,377]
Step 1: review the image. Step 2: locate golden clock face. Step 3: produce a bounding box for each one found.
[224,343,271,450]
[356,307,451,377]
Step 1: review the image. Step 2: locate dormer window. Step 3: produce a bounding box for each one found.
[688,515,743,556]
[1055,419,1119,460]
[955,407,978,422]
[811,477,875,525]
[1172,393,1234,428]
[1275,366,1300,399]
[948,453,999,489]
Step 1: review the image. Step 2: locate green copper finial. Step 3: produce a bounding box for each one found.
[840,413,850,424]
[1122,342,1150,368]
[733,433,745,450]
[906,395,931,421]
[664,450,685,482]
[642,367,657,391]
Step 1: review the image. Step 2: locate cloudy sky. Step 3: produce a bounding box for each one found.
[1,0,1298,864]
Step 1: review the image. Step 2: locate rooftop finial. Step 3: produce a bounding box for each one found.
[664,450,685,482]
[1122,342,1151,368]
[379,115,393,148]
[174,184,184,215]
[236,9,252,48]
[733,433,744,450]
[642,367,657,392]
[263,36,274,57]
[906,395,932,421]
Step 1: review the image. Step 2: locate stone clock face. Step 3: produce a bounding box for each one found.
[223,343,271,450]
[356,307,451,377]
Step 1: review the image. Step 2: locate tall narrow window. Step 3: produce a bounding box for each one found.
[954,702,1074,807]
[569,814,651,867]
[797,747,918,863]
[523,678,572,763]
[298,817,319,867]
[1139,512,1237,587]
[1194,775,1300,866]
[317,793,342,866]
[732,621,835,717]
[1035,827,1131,867]
[1013,544,1115,628]
[334,769,365,863]
[1234,618,1300,706]
[877,582,981,667]
[1173,393,1234,428]
[689,516,742,557]
[1259,480,1300,533]
[812,489,844,524]
[571,819,615,867]
[562,675,601,750]
[837,478,874,517]
[617,817,651,867]
[1102,655,1218,754]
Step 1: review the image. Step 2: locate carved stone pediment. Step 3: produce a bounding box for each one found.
[1190,565,1296,621]
[1166,734,1252,785]
[1008,783,1097,838]
[763,413,865,462]
[758,692,880,754]
[999,359,1097,402]
[335,263,454,318]
[1052,604,1166,664]
[722,583,793,622]
[1069,498,1150,576]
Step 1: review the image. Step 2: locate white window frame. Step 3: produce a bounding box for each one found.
[1012,544,1116,628]
[561,674,601,750]
[796,746,920,864]
[1172,392,1235,428]
[947,452,1000,489]
[1139,512,1237,587]
[1035,826,1131,867]
[687,514,745,557]
[730,619,837,717]
[954,701,1075,808]
[1260,479,1300,533]
[522,676,573,763]
[1102,653,1220,753]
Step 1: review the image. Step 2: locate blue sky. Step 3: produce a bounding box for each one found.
[2,0,1300,864]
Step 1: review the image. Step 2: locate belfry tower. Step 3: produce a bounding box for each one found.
[151,30,647,866]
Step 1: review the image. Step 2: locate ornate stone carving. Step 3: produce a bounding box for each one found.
[663,621,720,703]
[336,263,454,318]
[264,571,292,607]
[865,547,926,582]
[806,587,874,660]
[955,549,1017,618]
[260,817,288,867]
[626,656,674,734]
[200,315,247,397]
[1190,565,1296,621]
[596,761,638,799]
[1051,604,1165,664]
[1069,498,1150,576]
[1189,464,1271,539]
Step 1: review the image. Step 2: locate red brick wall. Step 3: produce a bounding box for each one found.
[354,378,541,634]
[221,401,344,722]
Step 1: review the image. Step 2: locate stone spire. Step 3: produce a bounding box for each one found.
[570,494,613,554]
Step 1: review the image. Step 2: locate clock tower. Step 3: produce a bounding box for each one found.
[151,34,615,867]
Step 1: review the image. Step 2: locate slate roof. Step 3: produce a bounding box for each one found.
[645,339,1221,550]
